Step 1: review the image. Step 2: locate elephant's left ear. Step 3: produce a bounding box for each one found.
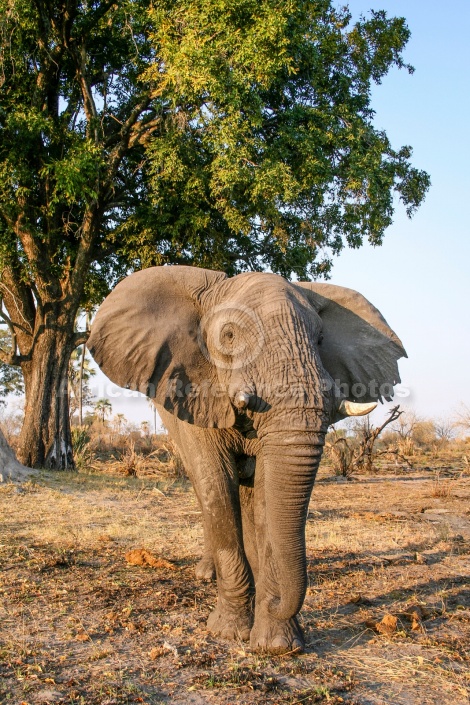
[294,282,407,402]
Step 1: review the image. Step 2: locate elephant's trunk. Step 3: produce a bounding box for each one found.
[263,433,324,620]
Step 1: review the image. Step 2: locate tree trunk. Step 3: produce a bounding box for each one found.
[0,427,35,482]
[18,324,75,470]
[78,342,86,426]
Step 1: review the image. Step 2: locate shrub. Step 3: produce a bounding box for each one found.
[71,426,94,470]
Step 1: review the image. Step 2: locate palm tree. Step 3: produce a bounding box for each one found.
[78,308,94,425]
[140,421,150,437]
[94,399,112,425]
[147,397,158,434]
[69,346,96,425]
[112,413,127,435]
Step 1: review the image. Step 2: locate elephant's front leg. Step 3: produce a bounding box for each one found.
[159,412,253,639]
[249,459,305,653]
[195,464,253,640]
[178,439,253,640]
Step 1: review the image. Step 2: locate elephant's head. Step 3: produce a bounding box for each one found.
[88,265,405,619]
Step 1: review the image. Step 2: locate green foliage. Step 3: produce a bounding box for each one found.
[139,0,430,277]
[71,426,94,470]
[93,398,113,424]
[0,0,430,292]
[71,426,91,453]
[0,0,154,296]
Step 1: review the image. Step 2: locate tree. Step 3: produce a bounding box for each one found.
[352,406,404,473]
[411,420,437,449]
[148,397,158,434]
[325,405,406,476]
[0,0,430,469]
[0,0,158,468]
[93,398,112,425]
[112,413,127,436]
[454,404,470,434]
[140,420,150,438]
[433,418,454,443]
[68,344,96,425]
[0,329,24,404]
[391,408,421,440]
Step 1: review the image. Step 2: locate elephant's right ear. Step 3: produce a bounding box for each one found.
[87,266,236,428]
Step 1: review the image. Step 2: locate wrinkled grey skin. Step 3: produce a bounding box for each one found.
[88,266,406,653]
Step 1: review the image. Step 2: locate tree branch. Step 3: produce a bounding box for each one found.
[64,203,102,311]
[105,94,153,179]
[0,293,25,365]
[0,348,22,366]
[0,266,36,342]
[128,116,162,149]
[32,0,69,114]
[73,330,90,348]
[76,0,116,38]
[76,45,99,143]
[376,405,403,435]
[0,302,19,360]
[14,212,58,302]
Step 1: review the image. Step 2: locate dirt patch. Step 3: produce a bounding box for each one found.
[1,468,469,704]
[125,549,178,571]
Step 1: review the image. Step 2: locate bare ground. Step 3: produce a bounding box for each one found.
[0,466,469,705]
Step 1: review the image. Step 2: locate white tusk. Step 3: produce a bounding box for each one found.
[234,391,250,410]
[339,400,377,417]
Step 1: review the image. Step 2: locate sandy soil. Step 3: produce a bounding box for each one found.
[1,466,469,705]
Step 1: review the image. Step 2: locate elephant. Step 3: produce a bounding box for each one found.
[87,265,406,653]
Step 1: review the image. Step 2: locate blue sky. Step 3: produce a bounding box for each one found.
[86,0,469,429]
[329,0,470,421]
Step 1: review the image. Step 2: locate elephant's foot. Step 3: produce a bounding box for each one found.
[250,610,304,654]
[207,599,252,641]
[194,554,216,581]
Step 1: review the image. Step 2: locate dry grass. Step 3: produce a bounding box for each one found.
[1,464,469,705]
[89,437,186,481]
[430,472,455,499]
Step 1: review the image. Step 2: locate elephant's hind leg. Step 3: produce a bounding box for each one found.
[194,553,216,581]
[192,498,216,581]
[239,481,259,583]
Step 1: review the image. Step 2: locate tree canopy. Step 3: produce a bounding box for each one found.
[140,0,430,277]
[0,0,430,467]
[0,0,430,289]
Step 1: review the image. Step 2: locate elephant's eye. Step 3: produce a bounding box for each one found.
[220,324,235,345]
